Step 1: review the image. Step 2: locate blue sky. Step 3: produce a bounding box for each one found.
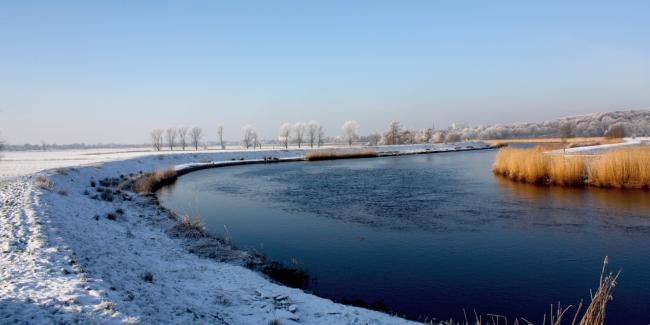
[1,1,649,143]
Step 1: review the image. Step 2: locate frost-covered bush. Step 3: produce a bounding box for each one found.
[465,110,650,140]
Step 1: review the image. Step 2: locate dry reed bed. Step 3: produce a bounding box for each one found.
[305,149,379,161]
[486,137,624,146]
[133,167,178,193]
[493,146,650,188]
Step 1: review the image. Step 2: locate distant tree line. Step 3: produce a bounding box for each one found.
[455,110,650,140]
[147,110,649,151]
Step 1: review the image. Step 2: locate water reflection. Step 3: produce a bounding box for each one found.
[495,176,650,232]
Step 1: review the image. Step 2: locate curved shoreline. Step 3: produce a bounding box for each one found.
[1,143,493,324]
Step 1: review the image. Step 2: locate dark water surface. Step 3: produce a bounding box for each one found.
[158,150,650,323]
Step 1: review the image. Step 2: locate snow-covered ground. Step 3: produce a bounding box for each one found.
[547,137,650,155]
[1,143,488,325]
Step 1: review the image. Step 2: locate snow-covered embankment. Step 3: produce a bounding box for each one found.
[0,143,486,324]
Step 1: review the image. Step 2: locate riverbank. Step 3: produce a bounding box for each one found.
[1,143,489,324]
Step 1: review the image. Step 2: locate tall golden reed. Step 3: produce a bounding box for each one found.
[493,146,650,188]
[305,149,379,161]
[588,147,650,188]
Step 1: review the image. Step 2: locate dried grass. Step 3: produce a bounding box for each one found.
[485,138,624,146]
[169,207,207,240]
[133,167,177,193]
[587,147,650,188]
[305,149,378,161]
[493,146,650,188]
[35,176,53,190]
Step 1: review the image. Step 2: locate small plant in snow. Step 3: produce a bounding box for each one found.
[169,214,207,239]
[35,176,53,190]
[142,271,154,283]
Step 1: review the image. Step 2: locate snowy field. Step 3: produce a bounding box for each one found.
[1,143,487,325]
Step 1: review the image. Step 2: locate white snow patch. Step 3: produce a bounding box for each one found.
[547,137,650,155]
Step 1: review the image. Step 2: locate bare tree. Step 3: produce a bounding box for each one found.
[559,122,575,140]
[252,132,260,149]
[293,122,306,148]
[445,132,461,143]
[241,125,256,149]
[432,130,446,143]
[382,121,402,145]
[178,127,189,150]
[367,132,381,146]
[421,128,434,143]
[317,125,325,148]
[342,120,360,146]
[166,128,178,151]
[605,123,626,139]
[150,129,164,151]
[400,128,417,144]
[307,121,320,148]
[279,123,292,149]
[217,125,225,149]
[190,127,204,150]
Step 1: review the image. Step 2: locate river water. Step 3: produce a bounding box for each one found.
[158,149,650,323]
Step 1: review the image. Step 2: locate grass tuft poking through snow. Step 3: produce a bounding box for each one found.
[169,214,208,239]
[35,175,54,190]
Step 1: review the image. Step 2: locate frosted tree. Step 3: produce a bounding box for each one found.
[399,128,417,144]
[178,127,189,150]
[367,132,381,146]
[317,125,325,147]
[342,120,360,146]
[190,127,204,151]
[421,128,434,143]
[241,125,256,149]
[279,123,292,149]
[217,125,225,149]
[150,129,164,151]
[432,130,446,143]
[382,121,402,145]
[166,128,178,151]
[293,122,306,148]
[307,121,320,148]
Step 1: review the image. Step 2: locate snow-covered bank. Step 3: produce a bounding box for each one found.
[547,137,650,155]
[1,143,486,324]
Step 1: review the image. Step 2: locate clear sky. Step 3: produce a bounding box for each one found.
[1,1,649,144]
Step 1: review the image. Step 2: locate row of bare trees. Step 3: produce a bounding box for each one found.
[151,127,204,151]
[278,121,327,149]
[380,121,448,145]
